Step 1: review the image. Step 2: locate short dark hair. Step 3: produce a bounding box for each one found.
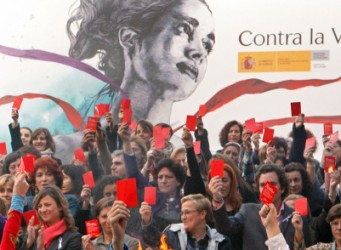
[93,175,121,205]
[284,162,312,196]
[155,158,186,189]
[61,165,86,196]
[95,197,115,217]
[327,204,341,223]
[2,151,24,174]
[255,164,289,200]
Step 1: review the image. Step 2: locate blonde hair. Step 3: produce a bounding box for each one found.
[0,174,14,189]
[181,194,212,222]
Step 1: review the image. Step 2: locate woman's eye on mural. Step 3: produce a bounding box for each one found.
[178,22,194,39]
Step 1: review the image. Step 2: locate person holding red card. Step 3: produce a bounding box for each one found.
[2,151,24,175]
[0,174,15,211]
[284,163,325,217]
[194,116,212,163]
[81,197,139,250]
[8,108,32,151]
[118,123,186,249]
[0,172,30,250]
[212,164,313,250]
[22,186,81,249]
[161,194,232,249]
[133,120,153,150]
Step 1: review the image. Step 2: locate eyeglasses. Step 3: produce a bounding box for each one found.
[181,210,198,216]
[330,221,341,229]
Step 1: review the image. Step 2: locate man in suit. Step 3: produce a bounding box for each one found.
[211,164,313,250]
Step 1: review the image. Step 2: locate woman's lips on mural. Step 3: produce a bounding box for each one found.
[176,62,199,81]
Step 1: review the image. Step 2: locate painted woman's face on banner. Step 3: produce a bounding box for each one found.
[131,0,215,101]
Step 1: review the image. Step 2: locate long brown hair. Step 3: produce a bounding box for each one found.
[208,163,242,211]
[33,185,77,231]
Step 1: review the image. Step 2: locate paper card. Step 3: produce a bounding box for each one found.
[194,141,201,155]
[121,99,131,109]
[330,131,339,143]
[186,115,197,131]
[122,108,132,124]
[85,219,101,239]
[23,210,40,227]
[87,116,98,131]
[83,171,95,188]
[324,156,336,173]
[0,142,7,155]
[262,128,274,143]
[210,160,224,178]
[324,123,333,135]
[254,122,264,134]
[260,182,278,205]
[74,148,86,162]
[129,120,137,131]
[154,137,165,149]
[198,104,207,117]
[295,197,308,216]
[116,178,138,208]
[144,186,157,205]
[245,118,256,132]
[22,154,35,172]
[19,157,25,174]
[305,137,316,149]
[94,104,110,117]
[161,127,171,140]
[291,102,301,116]
[12,97,23,110]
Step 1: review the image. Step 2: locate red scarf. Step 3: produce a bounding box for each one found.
[43,219,67,249]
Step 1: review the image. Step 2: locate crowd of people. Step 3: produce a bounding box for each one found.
[0,107,340,250]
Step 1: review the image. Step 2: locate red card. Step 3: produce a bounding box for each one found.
[0,142,7,155]
[144,186,157,205]
[305,137,316,149]
[22,154,35,172]
[12,97,23,110]
[245,118,256,132]
[74,148,86,162]
[85,219,100,239]
[194,141,201,155]
[324,123,333,135]
[186,115,197,131]
[94,104,110,117]
[83,171,95,188]
[19,157,25,174]
[122,108,132,124]
[324,156,336,173]
[116,178,138,208]
[23,210,40,227]
[260,182,278,205]
[161,127,171,140]
[198,104,207,117]
[129,120,138,131]
[291,102,301,116]
[154,137,165,149]
[262,128,274,143]
[295,197,308,216]
[121,99,131,109]
[254,122,264,134]
[210,160,224,178]
[330,131,339,143]
[87,116,98,131]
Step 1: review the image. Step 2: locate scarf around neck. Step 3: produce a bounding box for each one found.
[43,218,67,249]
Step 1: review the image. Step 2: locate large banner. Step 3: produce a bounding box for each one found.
[1,0,341,161]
